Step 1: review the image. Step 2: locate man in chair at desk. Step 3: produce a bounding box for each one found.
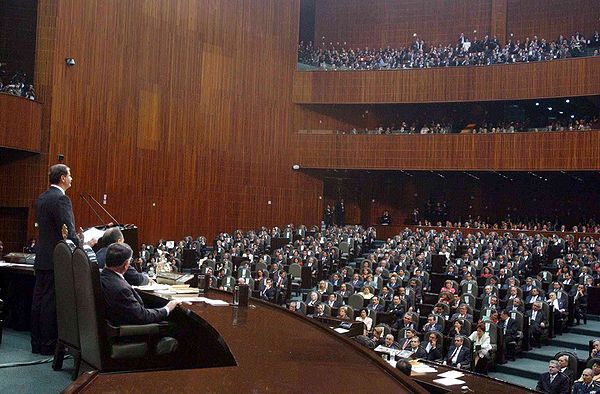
[101,243,182,325]
[444,336,471,370]
[536,360,570,394]
[97,227,151,286]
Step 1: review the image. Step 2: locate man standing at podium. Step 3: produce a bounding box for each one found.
[31,164,79,355]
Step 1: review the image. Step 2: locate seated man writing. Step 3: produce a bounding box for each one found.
[101,243,182,325]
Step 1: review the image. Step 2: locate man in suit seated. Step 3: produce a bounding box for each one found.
[536,360,570,394]
[444,336,471,369]
[311,303,326,318]
[421,315,442,333]
[97,228,152,286]
[527,301,548,347]
[337,283,353,299]
[101,243,182,326]
[572,369,600,394]
[509,297,525,313]
[424,332,443,361]
[526,287,543,305]
[499,309,519,362]
[383,333,399,350]
[260,278,277,303]
[407,336,427,359]
[450,304,473,323]
[557,354,576,387]
[326,293,341,309]
[367,296,385,313]
[398,329,416,351]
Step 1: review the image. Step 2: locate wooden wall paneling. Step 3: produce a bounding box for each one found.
[42,0,322,243]
[490,0,508,44]
[313,0,493,49]
[506,0,600,42]
[294,131,600,171]
[0,94,41,152]
[293,57,600,104]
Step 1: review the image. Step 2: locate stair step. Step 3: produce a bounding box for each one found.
[550,338,591,351]
[521,346,573,362]
[495,359,548,380]
[570,326,600,337]
[487,372,539,390]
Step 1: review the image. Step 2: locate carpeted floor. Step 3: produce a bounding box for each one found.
[0,329,74,393]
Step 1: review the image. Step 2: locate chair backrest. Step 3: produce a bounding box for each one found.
[434,302,450,315]
[540,271,553,283]
[483,321,498,344]
[348,293,365,310]
[509,310,524,331]
[298,301,307,315]
[288,263,301,278]
[554,351,578,373]
[203,259,216,270]
[461,293,476,308]
[255,261,268,272]
[72,248,107,370]
[54,241,79,349]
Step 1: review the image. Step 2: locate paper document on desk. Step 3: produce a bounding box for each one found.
[171,297,206,303]
[411,363,438,373]
[134,283,171,291]
[198,298,229,306]
[437,370,465,379]
[0,262,35,268]
[333,327,350,334]
[83,227,105,243]
[433,377,466,386]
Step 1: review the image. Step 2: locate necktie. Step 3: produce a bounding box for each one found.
[550,374,555,384]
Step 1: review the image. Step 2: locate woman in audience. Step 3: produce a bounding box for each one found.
[337,306,351,321]
[254,269,267,289]
[480,266,493,279]
[317,280,328,295]
[355,309,373,335]
[438,291,452,305]
[469,323,492,374]
[440,280,456,294]
[448,319,467,339]
[360,286,375,300]
[425,332,443,362]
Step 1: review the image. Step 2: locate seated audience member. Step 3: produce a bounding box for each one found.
[259,278,277,303]
[316,280,328,295]
[306,291,319,307]
[397,313,416,331]
[312,303,326,318]
[589,340,600,361]
[526,287,543,304]
[355,309,373,334]
[395,359,412,376]
[527,301,548,347]
[367,296,384,313]
[438,291,452,305]
[424,332,442,361]
[573,284,588,325]
[509,297,525,313]
[444,336,471,369]
[379,286,393,302]
[500,310,519,361]
[337,283,353,298]
[536,360,570,394]
[398,329,416,351]
[408,336,427,359]
[337,306,351,320]
[548,292,567,335]
[384,333,399,350]
[439,280,456,294]
[101,243,182,326]
[360,285,375,300]
[421,315,442,333]
[448,319,467,339]
[469,323,492,374]
[521,277,536,292]
[287,301,298,312]
[572,369,599,394]
[557,354,576,387]
[97,228,151,286]
[450,304,473,322]
[326,293,341,309]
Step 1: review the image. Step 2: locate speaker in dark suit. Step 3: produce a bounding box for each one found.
[31,164,80,355]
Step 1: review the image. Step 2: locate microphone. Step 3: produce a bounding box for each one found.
[87,193,121,226]
[80,193,107,226]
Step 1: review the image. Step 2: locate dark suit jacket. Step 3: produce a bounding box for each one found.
[367,303,385,313]
[502,317,519,339]
[572,381,600,394]
[34,187,79,270]
[100,269,168,326]
[446,345,471,368]
[97,247,149,286]
[260,286,277,302]
[560,367,575,384]
[535,372,570,394]
[426,346,443,361]
[410,346,428,359]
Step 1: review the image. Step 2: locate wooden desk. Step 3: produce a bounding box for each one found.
[65,291,426,393]
[0,263,35,330]
[410,360,538,394]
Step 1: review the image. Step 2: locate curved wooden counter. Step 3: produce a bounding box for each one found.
[293,56,600,104]
[65,291,426,393]
[0,93,42,152]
